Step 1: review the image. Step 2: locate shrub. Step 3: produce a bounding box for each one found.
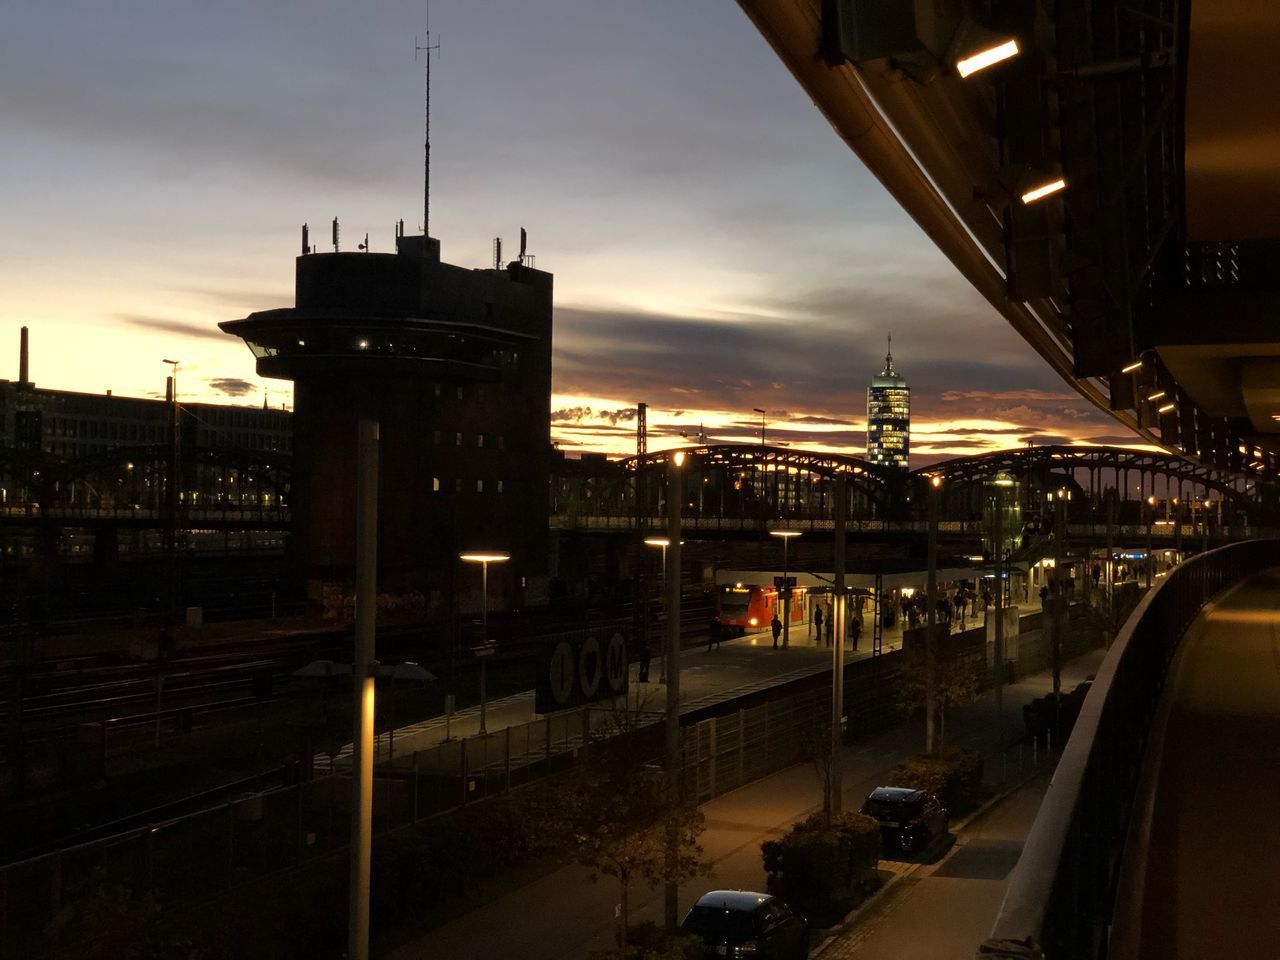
[888,746,984,815]
[760,811,881,926]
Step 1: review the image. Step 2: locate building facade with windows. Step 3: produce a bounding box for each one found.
[221,229,553,604]
[866,340,910,470]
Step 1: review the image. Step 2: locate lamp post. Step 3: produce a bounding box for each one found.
[830,477,847,815]
[645,537,674,682]
[348,419,379,960]
[770,529,801,649]
[663,450,685,929]
[1145,496,1156,588]
[926,475,940,754]
[460,550,510,735]
[991,472,1015,751]
[1051,487,1071,726]
[162,358,180,623]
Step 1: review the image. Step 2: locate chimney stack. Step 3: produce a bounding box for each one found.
[19,326,29,385]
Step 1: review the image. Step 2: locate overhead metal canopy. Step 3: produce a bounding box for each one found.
[737,0,1280,482]
[1184,0,1280,241]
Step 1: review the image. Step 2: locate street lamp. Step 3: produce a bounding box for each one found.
[925,475,940,753]
[162,359,181,623]
[460,550,510,735]
[644,536,683,682]
[1146,496,1156,588]
[769,529,802,649]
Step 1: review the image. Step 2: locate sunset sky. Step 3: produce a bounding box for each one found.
[0,1,1140,465]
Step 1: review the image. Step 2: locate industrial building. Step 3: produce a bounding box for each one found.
[220,225,554,607]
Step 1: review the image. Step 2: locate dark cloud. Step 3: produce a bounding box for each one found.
[207,377,255,397]
[552,406,638,425]
[118,314,233,342]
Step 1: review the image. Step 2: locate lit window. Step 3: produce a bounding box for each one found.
[432,477,440,492]
[476,479,484,493]
[477,433,485,448]
[497,480,505,493]
[456,432,463,446]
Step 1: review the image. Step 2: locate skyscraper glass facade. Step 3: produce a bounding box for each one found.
[867,341,910,470]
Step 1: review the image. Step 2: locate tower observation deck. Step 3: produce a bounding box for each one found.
[220,229,553,608]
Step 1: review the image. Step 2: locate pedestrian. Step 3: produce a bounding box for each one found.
[1039,583,1049,605]
[770,613,783,649]
[850,615,862,650]
[813,604,824,645]
[637,638,651,683]
[954,588,967,627]
[1092,564,1102,588]
[707,617,722,652]
[982,588,993,612]
[824,606,834,646]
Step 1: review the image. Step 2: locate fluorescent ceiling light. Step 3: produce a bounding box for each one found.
[1147,390,1166,402]
[1020,178,1066,204]
[1121,360,1143,374]
[1158,402,1176,414]
[957,39,1020,78]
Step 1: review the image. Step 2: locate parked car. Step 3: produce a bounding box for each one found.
[681,890,809,959]
[860,786,949,855]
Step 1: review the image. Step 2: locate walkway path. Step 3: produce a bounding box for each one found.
[1110,568,1280,958]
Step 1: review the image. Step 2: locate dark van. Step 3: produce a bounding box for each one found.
[860,786,949,855]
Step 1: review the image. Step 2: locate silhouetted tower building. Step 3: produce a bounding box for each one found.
[866,337,910,470]
[220,226,553,608]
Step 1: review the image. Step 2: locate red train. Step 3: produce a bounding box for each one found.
[717,582,807,637]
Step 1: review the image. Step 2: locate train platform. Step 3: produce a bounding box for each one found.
[327,594,1049,770]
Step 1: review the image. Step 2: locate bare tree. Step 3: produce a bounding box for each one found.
[563,694,710,953]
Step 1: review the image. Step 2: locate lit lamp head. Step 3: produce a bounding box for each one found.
[956,38,1020,77]
[930,475,942,489]
[672,450,687,468]
[769,529,802,541]
[459,550,510,565]
[643,537,670,548]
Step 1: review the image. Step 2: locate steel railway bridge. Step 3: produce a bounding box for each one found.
[551,443,1269,532]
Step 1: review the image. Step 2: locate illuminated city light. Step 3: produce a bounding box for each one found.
[1121,359,1144,374]
[956,39,1020,78]
[1147,390,1166,402]
[1158,402,1176,414]
[1020,178,1066,204]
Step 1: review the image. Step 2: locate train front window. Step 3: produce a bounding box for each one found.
[721,589,750,615]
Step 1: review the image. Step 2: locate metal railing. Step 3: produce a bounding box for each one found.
[979,539,1280,959]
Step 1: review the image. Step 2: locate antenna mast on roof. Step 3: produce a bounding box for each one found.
[415,19,442,240]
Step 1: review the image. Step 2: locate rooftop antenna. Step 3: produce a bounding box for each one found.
[493,237,503,270]
[332,217,340,253]
[415,21,442,241]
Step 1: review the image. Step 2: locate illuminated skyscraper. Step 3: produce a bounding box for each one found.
[867,337,910,470]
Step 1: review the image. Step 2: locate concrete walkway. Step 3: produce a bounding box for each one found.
[1110,568,1280,958]
[386,647,1104,960]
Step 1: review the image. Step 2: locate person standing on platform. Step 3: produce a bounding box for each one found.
[770,613,783,649]
[637,638,651,683]
[707,617,722,652]
[954,588,968,627]
[813,603,824,646]
[850,614,862,651]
